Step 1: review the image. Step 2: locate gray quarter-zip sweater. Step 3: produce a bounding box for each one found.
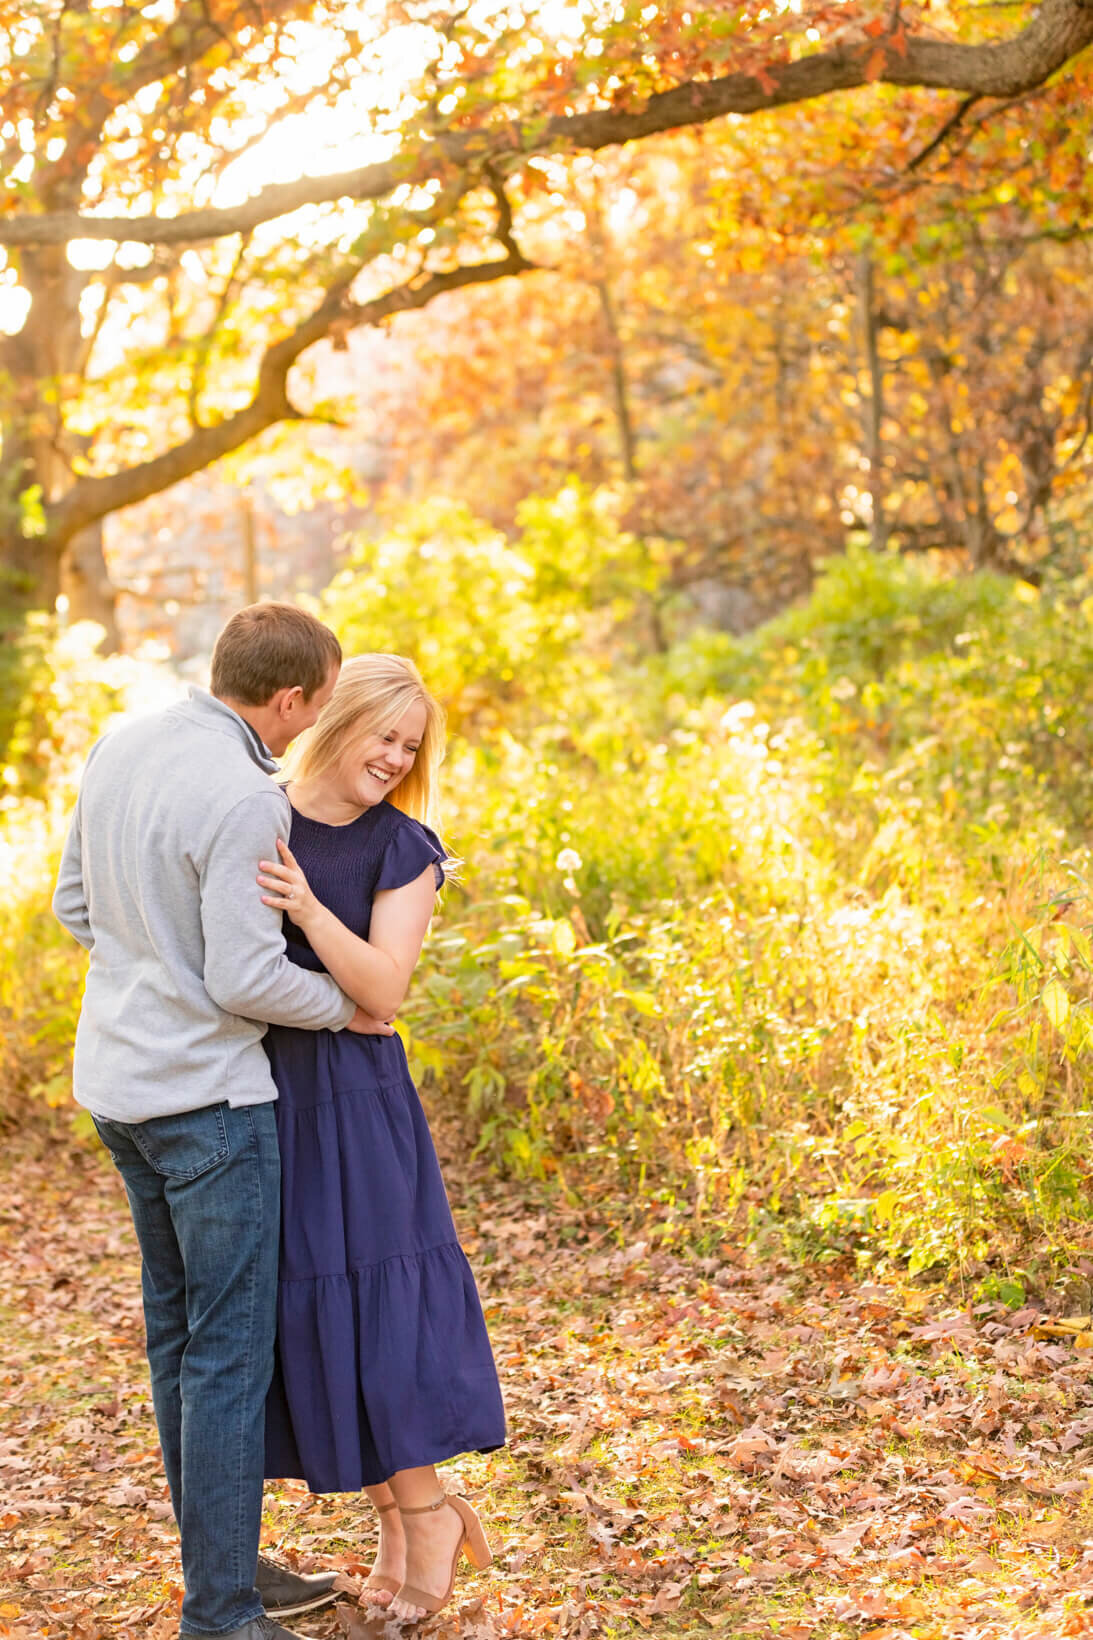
[52,687,355,1122]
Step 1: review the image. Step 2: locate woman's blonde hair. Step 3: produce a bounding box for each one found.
[285,653,446,828]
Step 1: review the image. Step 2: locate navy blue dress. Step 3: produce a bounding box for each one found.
[262,799,506,1493]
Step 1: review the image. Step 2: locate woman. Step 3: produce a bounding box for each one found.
[255,653,505,1623]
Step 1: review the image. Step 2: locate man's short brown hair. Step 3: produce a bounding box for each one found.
[210,603,342,705]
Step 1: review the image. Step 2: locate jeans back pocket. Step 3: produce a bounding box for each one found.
[130,1104,231,1180]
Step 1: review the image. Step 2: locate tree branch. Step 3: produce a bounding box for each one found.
[188,233,253,429]
[46,248,530,544]
[907,93,982,171]
[483,162,534,269]
[70,0,312,161]
[5,0,1092,248]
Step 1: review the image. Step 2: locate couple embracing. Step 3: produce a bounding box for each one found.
[53,604,505,1637]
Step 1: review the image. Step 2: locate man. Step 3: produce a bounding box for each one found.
[53,604,388,1640]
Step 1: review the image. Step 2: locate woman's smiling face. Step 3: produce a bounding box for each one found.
[335,698,427,808]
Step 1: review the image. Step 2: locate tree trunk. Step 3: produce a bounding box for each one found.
[585,184,638,483]
[239,491,261,604]
[0,248,121,639]
[60,521,121,650]
[0,529,63,620]
[594,276,639,483]
[857,250,887,551]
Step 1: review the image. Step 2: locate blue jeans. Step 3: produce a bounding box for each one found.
[92,1102,280,1636]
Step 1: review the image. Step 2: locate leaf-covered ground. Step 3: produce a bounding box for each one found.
[4,1126,1093,1640]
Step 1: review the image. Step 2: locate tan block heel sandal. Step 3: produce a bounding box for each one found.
[395,1494,493,1617]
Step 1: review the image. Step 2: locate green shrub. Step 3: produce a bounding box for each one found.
[322,482,663,732]
[389,544,1093,1276]
[5,515,1092,1282]
[0,623,167,1119]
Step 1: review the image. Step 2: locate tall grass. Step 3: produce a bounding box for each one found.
[0,622,175,1122]
[395,547,1093,1281]
[5,538,1093,1285]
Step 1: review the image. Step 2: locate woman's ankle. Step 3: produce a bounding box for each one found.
[365,1480,397,1514]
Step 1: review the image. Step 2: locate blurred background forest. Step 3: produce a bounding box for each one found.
[3,0,1093,1296]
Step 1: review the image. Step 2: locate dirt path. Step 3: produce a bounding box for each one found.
[3,1126,1093,1640]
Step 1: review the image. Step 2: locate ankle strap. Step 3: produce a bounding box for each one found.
[397,1494,449,1515]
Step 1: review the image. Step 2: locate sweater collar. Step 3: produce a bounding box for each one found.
[184,687,279,774]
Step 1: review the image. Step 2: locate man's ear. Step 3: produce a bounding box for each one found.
[276,685,305,718]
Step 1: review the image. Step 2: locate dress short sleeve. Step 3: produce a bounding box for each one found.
[374,816,447,895]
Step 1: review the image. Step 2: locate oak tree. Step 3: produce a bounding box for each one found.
[2,0,1092,625]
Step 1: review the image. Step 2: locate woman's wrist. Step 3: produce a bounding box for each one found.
[295,897,327,939]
